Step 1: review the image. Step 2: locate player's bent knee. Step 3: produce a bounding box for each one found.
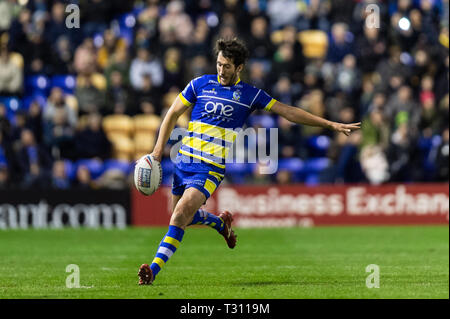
[171,204,196,227]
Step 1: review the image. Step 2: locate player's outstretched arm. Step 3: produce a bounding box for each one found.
[151,95,190,162]
[269,101,361,136]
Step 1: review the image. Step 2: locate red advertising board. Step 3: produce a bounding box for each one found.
[132,184,449,227]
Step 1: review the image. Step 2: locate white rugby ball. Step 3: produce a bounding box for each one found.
[134,154,162,196]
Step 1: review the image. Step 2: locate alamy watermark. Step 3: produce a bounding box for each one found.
[365,4,380,29]
[66,264,80,288]
[365,264,380,288]
[65,4,80,29]
[65,264,93,288]
[169,126,279,174]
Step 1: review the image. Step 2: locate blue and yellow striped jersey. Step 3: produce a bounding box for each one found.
[176,74,277,175]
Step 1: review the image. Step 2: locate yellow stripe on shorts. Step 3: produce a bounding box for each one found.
[209,171,224,182]
[178,149,226,169]
[204,178,217,196]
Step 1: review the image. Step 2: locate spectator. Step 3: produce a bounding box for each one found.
[45,2,76,48]
[278,116,303,159]
[104,48,131,88]
[386,122,418,182]
[80,0,111,38]
[16,129,52,188]
[266,0,302,30]
[335,54,361,98]
[105,70,132,115]
[74,165,94,189]
[0,0,20,34]
[361,107,391,151]
[276,169,293,184]
[51,159,70,189]
[0,45,23,95]
[7,8,33,60]
[50,35,75,75]
[0,102,12,138]
[43,107,76,159]
[384,85,421,135]
[129,46,163,90]
[25,12,53,75]
[302,0,331,31]
[75,72,107,115]
[97,29,127,71]
[136,0,160,45]
[158,0,194,46]
[132,74,161,115]
[10,110,27,145]
[356,25,387,74]
[74,112,111,160]
[44,87,77,128]
[434,127,449,181]
[162,47,184,92]
[185,17,211,58]
[360,144,390,185]
[25,100,43,144]
[418,75,440,134]
[246,16,274,62]
[74,37,97,76]
[272,74,301,106]
[248,60,270,92]
[326,22,355,63]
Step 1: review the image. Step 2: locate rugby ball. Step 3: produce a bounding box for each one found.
[134,154,162,196]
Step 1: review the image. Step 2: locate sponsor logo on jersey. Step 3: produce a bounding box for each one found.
[202,88,217,95]
[204,101,234,117]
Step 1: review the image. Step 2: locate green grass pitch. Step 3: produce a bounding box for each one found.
[0,226,448,299]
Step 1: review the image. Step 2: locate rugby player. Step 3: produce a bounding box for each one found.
[138,38,360,285]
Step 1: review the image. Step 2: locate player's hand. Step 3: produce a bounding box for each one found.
[150,152,162,163]
[330,122,361,136]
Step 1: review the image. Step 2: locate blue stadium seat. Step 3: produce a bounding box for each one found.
[103,159,133,176]
[0,96,23,123]
[76,159,105,180]
[307,135,330,157]
[23,93,47,110]
[278,158,304,182]
[226,162,254,184]
[303,157,330,173]
[305,173,320,185]
[64,160,77,181]
[51,75,76,94]
[418,135,441,175]
[118,13,136,28]
[25,75,51,96]
[248,115,277,128]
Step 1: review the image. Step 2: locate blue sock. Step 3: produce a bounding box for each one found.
[188,209,225,233]
[150,225,184,278]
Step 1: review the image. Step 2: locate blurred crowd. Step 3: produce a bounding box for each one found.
[0,0,448,190]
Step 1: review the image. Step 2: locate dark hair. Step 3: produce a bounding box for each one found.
[214,37,249,67]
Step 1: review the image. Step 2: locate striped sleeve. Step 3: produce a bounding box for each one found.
[252,89,277,111]
[179,79,198,106]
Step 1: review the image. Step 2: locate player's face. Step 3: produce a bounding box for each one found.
[216,51,242,86]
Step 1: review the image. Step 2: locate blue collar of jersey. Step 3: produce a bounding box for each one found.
[217,75,241,86]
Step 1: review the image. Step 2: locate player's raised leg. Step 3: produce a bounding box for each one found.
[138,188,207,285]
[187,209,237,249]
